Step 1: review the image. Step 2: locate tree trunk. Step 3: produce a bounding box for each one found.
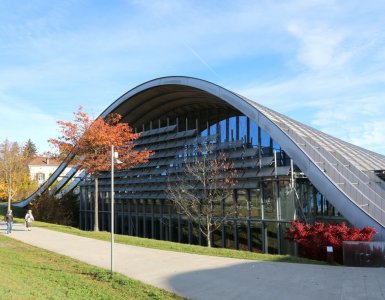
[7,191,11,212]
[7,178,11,212]
[207,221,212,248]
[94,176,99,231]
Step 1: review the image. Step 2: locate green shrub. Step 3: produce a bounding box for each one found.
[28,191,79,227]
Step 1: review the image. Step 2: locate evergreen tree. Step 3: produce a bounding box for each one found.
[23,139,37,159]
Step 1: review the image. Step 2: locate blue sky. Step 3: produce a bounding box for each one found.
[1,0,384,155]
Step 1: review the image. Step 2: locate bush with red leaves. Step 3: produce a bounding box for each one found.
[286,220,376,263]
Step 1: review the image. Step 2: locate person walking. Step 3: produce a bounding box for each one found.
[4,210,13,234]
[24,209,34,231]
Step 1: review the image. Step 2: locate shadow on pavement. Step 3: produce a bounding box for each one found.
[167,260,385,300]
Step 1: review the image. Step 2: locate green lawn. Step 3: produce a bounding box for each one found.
[25,219,324,265]
[0,235,183,299]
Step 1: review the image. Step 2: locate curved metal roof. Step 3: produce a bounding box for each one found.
[16,76,385,240]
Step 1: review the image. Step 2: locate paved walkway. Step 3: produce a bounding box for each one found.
[4,223,385,300]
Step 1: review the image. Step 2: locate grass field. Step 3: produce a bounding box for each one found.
[0,235,183,299]
[26,219,324,265]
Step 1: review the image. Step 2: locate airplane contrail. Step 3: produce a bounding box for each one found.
[183,42,220,78]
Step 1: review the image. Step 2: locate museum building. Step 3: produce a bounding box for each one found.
[69,77,385,254]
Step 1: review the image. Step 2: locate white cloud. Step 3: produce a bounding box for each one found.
[236,1,385,155]
[286,21,349,70]
[0,0,385,155]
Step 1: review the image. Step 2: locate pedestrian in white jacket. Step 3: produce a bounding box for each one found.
[25,210,34,231]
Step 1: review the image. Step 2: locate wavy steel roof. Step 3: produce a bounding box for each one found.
[244,98,385,172]
[16,76,385,240]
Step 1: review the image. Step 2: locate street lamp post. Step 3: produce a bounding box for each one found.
[111,145,116,277]
[111,145,123,277]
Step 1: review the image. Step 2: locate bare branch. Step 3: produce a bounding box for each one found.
[167,142,237,247]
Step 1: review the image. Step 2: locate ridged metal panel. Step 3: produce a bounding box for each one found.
[247,101,385,238]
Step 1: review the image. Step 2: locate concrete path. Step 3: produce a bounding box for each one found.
[4,223,385,300]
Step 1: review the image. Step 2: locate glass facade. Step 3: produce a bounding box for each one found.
[79,112,345,255]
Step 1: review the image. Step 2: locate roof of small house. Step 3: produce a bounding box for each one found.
[28,156,65,167]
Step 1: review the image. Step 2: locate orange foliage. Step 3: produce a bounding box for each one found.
[49,107,152,174]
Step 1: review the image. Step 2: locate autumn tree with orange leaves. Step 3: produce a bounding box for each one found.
[49,107,152,231]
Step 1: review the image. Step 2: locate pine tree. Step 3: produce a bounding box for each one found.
[23,139,37,159]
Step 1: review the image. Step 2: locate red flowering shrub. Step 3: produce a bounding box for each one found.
[286,220,376,263]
